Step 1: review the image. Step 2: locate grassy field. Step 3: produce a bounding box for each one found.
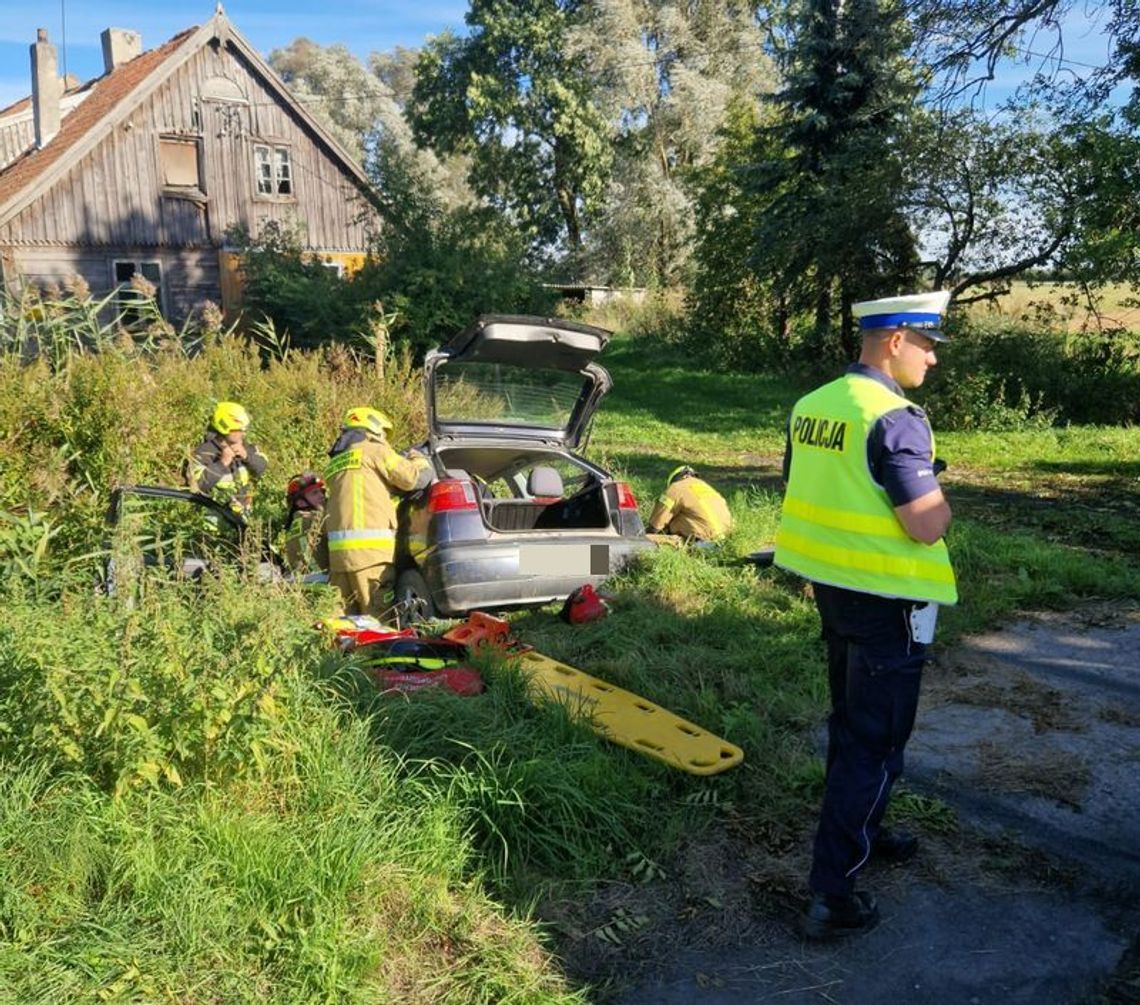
[1,299,1138,1002]
[970,280,1140,332]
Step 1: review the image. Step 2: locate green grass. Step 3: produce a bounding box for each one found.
[2,297,1139,1001]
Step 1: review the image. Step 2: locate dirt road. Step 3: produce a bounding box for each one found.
[594,608,1140,1004]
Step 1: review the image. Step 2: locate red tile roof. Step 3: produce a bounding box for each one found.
[0,28,197,214]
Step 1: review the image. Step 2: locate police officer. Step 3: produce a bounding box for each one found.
[646,465,733,543]
[773,291,958,939]
[283,471,329,577]
[185,401,268,520]
[324,407,432,620]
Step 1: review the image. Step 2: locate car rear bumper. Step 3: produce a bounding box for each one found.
[419,536,654,614]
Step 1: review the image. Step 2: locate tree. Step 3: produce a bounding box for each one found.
[408,2,614,260]
[269,39,474,217]
[566,0,776,285]
[904,108,1082,302]
[749,0,921,357]
[268,39,390,162]
[687,98,796,368]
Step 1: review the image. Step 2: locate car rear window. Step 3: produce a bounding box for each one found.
[434,362,587,429]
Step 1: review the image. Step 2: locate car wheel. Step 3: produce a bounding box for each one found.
[394,568,436,628]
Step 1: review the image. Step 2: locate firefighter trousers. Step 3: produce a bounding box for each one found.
[329,564,397,623]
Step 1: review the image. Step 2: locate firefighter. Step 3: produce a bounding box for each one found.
[773,291,958,940]
[283,471,329,576]
[185,400,268,520]
[324,406,432,620]
[646,465,733,543]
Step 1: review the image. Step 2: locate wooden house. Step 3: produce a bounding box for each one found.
[0,7,378,321]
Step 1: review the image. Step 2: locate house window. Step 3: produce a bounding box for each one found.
[159,137,206,203]
[253,143,293,198]
[113,260,164,323]
[160,138,200,187]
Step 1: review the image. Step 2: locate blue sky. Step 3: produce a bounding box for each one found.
[0,1,1125,112]
[0,1,470,108]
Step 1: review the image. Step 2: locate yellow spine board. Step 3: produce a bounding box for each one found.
[515,650,743,776]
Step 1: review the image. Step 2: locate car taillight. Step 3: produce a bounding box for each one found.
[427,479,479,513]
[616,482,638,510]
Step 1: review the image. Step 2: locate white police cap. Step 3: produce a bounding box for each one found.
[852,290,952,342]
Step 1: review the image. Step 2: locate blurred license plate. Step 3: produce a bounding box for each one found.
[519,544,609,576]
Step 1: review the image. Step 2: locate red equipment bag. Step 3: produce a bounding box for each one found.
[560,584,609,625]
[354,637,485,697]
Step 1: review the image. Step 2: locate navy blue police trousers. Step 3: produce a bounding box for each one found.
[809,583,929,897]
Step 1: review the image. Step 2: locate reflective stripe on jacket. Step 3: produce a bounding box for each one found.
[184,432,268,517]
[774,373,958,605]
[324,432,431,572]
[647,477,733,541]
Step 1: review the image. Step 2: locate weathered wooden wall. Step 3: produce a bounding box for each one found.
[0,32,377,319]
[8,245,220,319]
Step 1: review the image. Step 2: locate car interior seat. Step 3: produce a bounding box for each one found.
[527,466,564,499]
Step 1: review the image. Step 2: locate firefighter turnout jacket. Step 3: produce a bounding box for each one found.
[185,432,268,518]
[324,430,432,572]
[284,509,329,575]
[648,476,733,541]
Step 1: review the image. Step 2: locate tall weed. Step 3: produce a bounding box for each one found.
[0,290,429,585]
[0,734,586,1004]
[0,577,316,794]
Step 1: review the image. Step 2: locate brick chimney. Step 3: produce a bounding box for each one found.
[101,28,142,73]
[30,28,62,149]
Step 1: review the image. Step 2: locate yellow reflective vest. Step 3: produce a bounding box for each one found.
[774,373,958,605]
[647,477,733,541]
[324,433,431,573]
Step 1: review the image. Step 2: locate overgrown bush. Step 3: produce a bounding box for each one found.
[920,315,1140,429]
[0,578,317,795]
[229,221,378,351]
[0,288,428,584]
[232,193,557,359]
[365,204,558,358]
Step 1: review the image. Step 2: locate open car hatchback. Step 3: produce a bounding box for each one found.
[394,314,652,621]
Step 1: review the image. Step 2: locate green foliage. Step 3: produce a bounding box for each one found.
[0,288,433,593]
[0,579,314,795]
[364,132,557,352]
[0,735,585,1003]
[0,508,59,590]
[231,200,553,359]
[751,0,920,355]
[920,315,1140,429]
[228,221,378,351]
[409,0,613,256]
[687,98,800,370]
[323,649,656,895]
[566,0,775,286]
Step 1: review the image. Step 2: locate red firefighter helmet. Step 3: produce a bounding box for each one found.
[286,471,326,511]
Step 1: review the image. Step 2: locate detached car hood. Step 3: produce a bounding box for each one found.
[425,315,613,449]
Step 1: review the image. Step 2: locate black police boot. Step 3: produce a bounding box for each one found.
[871,828,919,864]
[799,891,880,940]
